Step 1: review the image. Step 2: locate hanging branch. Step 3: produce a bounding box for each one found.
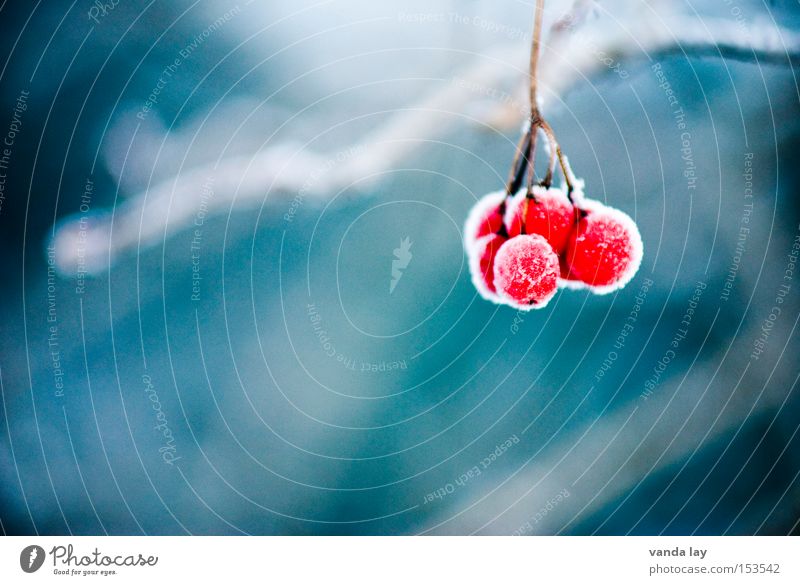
[505,129,532,196]
[509,0,575,208]
[49,2,800,276]
[525,0,546,198]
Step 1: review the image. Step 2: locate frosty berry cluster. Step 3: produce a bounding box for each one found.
[464,185,642,310]
[462,0,642,310]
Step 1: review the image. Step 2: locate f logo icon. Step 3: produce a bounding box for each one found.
[20,545,45,573]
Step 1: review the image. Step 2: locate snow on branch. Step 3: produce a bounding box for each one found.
[51,2,800,275]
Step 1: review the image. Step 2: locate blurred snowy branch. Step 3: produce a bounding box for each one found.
[52,1,800,275]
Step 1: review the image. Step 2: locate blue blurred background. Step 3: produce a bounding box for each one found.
[1,0,799,535]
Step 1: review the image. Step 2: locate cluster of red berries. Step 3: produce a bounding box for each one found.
[464,185,642,309]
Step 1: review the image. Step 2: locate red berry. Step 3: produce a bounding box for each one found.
[563,203,642,292]
[557,256,584,288]
[469,233,506,300]
[464,191,505,251]
[504,187,576,254]
[493,234,559,308]
[557,237,587,289]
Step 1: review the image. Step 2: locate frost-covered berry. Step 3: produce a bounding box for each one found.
[464,190,505,251]
[504,186,576,254]
[493,234,559,309]
[563,203,643,293]
[469,233,506,300]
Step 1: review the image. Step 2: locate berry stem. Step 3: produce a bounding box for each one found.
[540,126,557,188]
[503,0,576,201]
[525,0,546,198]
[525,119,539,198]
[528,0,545,126]
[505,127,532,195]
[539,120,574,197]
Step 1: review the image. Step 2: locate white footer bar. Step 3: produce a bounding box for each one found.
[1,536,796,583]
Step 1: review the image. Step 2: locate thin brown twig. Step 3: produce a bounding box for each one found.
[505,129,531,194]
[540,127,558,188]
[529,0,546,121]
[539,120,573,196]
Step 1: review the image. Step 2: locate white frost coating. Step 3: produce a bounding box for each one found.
[468,234,505,304]
[463,190,506,253]
[50,143,328,275]
[493,234,559,311]
[472,178,643,300]
[501,291,559,311]
[558,277,592,291]
[560,197,644,295]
